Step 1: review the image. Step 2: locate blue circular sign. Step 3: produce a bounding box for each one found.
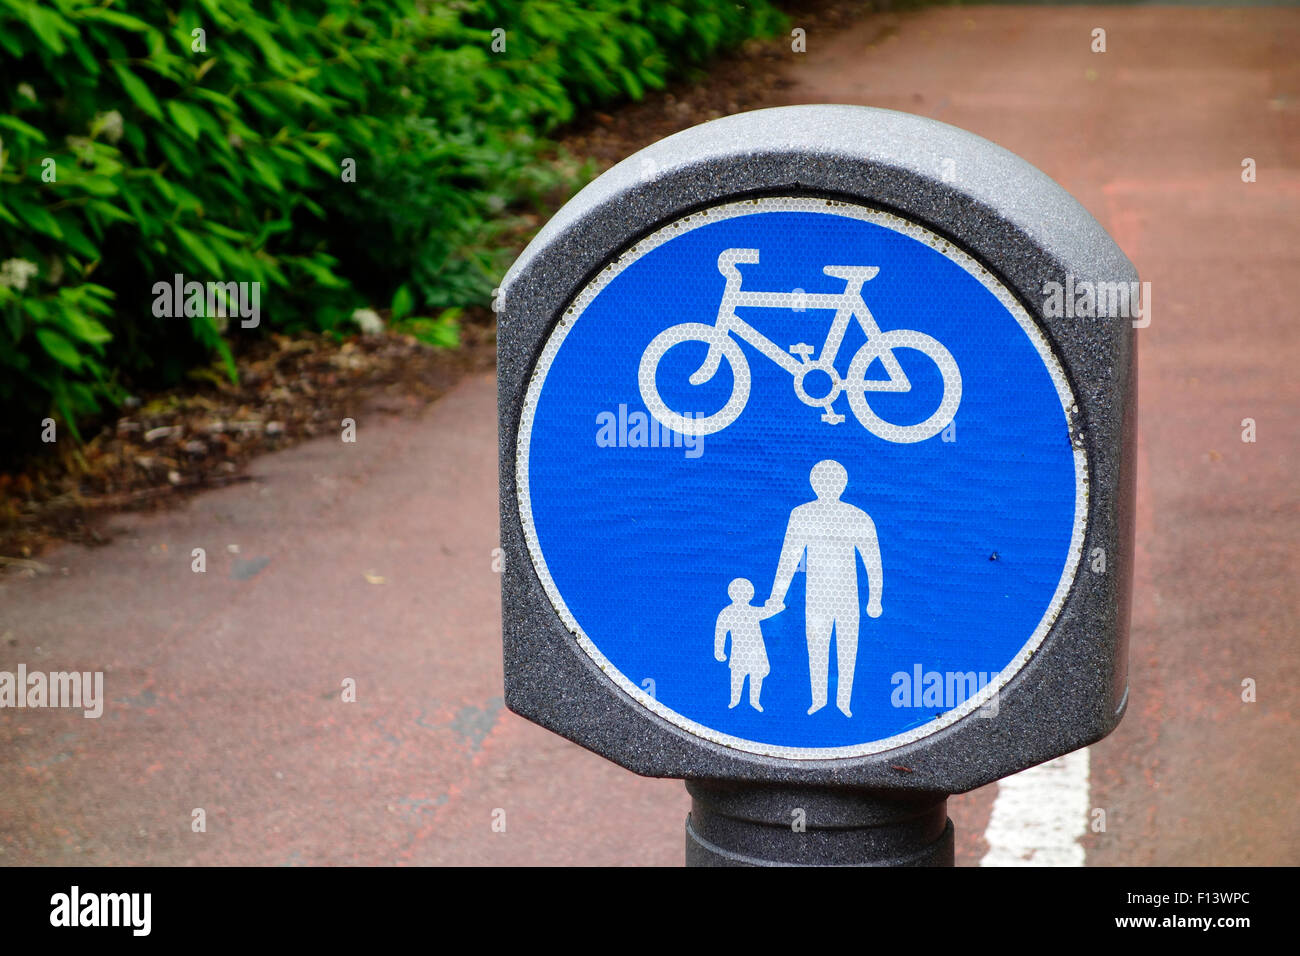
[518,197,1086,759]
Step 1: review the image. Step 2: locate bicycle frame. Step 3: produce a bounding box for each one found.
[694,248,887,387]
[640,246,959,440]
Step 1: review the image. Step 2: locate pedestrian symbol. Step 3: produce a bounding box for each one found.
[715,459,883,718]
[768,459,883,717]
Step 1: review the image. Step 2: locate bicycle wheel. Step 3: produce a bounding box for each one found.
[846,330,962,443]
[638,323,750,437]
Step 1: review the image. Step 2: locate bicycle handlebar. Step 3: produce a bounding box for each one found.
[716,249,880,298]
[716,248,761,278]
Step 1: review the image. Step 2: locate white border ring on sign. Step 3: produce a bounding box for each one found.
[516,196,1088,760]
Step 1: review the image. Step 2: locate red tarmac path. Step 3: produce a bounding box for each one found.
[2,5,1296,865]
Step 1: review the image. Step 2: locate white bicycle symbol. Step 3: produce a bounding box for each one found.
[638,248,962,442]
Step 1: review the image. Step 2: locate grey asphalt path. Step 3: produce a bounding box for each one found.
[1,377,684,865]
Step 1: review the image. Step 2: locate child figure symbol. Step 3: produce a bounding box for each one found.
[712,460,884,718]
[714,578,783,711]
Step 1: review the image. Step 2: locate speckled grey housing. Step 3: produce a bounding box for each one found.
[497,105,1136,793]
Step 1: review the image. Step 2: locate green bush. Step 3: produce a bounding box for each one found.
[0,0,785,449]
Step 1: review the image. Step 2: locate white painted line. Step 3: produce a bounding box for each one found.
[980,747,1091,867]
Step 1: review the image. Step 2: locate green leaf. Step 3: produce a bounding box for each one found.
[61,310,114,348]
[202,221,250,243]
[27,5,73,54]
[4,307,25,343]
[149,171,176,203]
[88,200,135,226]
[112,64,164,121]
[71,173,120,198]
[173,227,222,276]
[390,284,413,322]
[14,202,63,240]
[295,256,348,289]
[0,115,47,143]
[76,8,154,33]
[166,100,201,141]
[35,327,83,370]
[190,87,238,112]
[154,132,195,176]
[295,144,338,176]
[213,333,238,384]
[119,188,156,236]
[60,220,99,259]
[66,34,100,75]
[400,308,461,349]
[618,66,645,100]
[52,387,85,443]
[246,154,282,192]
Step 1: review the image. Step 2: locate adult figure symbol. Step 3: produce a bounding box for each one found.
[766,460,884,717]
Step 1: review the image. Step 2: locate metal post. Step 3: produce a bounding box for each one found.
[685,780,954,867]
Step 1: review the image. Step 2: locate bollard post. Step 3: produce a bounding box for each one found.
[685,781,953,867]
[497,106,1136,866]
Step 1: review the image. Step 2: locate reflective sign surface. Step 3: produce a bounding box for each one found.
[518,197,1085,758]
